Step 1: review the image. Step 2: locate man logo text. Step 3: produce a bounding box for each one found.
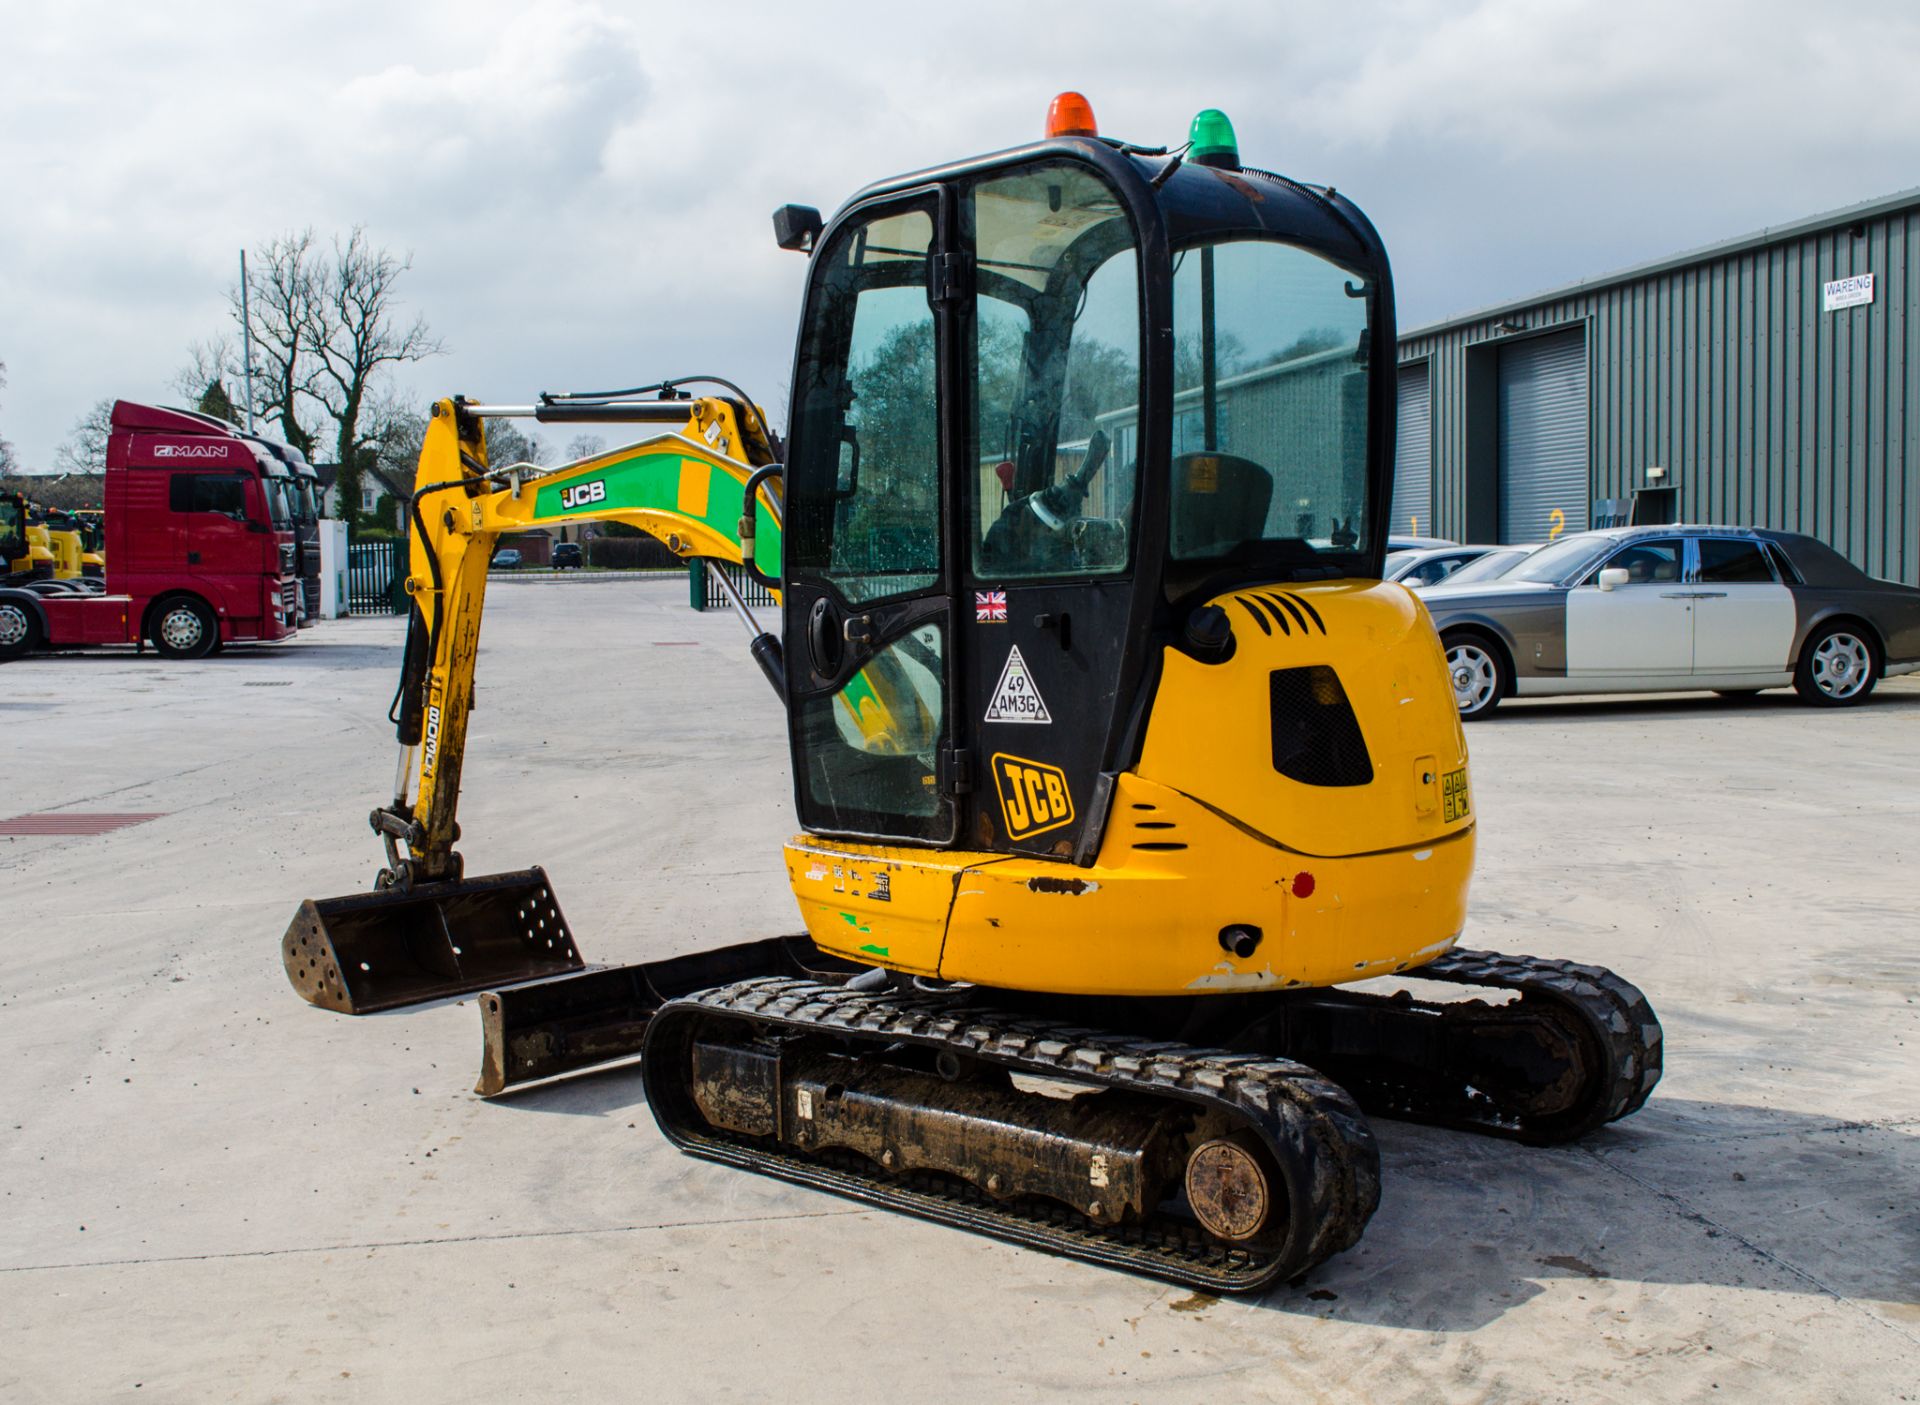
[991,754,1075,841]
[559,480,607,510]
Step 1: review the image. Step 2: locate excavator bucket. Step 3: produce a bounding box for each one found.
[283,867,585,1015]
[475,936,860,1095]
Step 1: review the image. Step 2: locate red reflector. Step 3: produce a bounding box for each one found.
[1045,91,1098,139]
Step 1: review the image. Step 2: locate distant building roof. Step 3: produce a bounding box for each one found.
[1402,184,1920,341]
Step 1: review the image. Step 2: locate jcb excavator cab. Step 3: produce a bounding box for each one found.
[777,102,1470,992]
[784,109,1389,840]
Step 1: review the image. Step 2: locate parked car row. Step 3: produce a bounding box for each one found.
[1413,525,1920,718]
[489,543,585,571]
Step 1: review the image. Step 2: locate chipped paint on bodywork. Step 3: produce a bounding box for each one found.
[1186,961,1292,991]
[1027,876,1100,896]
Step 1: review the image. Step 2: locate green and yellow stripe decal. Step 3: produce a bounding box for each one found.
[529,441,783,570]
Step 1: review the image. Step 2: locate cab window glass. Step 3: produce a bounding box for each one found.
[966,163,1140,580]
[786,207,940,604]
[796,623,951,840]
[1697,538,1774,583]
[1602,539,1682,584]
[169,473,250,521]
[1167,240,1373,563]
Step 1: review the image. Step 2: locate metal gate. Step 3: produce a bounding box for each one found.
[696,561,778,612]
[348,539,407,615]
[1392,363,1433,538]
[1498,329,1588,544]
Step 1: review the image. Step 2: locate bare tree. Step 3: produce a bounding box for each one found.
[231,232,323,459]
[55,399,115,473]
[481,419,547,471]
[310,228,445,518]
[564,433,607,462]
[365,394,430,501]
[182,228,443,526]
[171,335,242,417]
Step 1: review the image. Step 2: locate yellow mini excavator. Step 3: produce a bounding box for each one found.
[284,97,1660,1292]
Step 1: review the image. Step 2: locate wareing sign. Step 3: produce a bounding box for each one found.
[1823,274,1874,312]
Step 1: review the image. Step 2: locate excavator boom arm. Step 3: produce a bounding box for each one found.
[385,395,783,885]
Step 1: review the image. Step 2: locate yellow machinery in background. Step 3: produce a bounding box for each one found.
[2,492,55,582]
[283,97,1661,1293]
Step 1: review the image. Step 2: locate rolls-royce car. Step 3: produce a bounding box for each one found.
[1418,525,1920,718]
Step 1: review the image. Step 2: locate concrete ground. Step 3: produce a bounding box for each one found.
[1,578,1914,1404]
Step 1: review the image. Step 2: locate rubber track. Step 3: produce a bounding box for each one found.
[643,977,1381,1293]
[1332,947,1663,1141]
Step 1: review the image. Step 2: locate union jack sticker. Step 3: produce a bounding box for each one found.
[975,589,1007,623]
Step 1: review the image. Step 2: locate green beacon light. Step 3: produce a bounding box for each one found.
[1188,108,1240,170]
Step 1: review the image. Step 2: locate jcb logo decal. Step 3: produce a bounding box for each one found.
[991,753,1074,841]
[559,479,607,510]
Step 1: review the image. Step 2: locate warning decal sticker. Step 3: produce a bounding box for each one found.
[984,645,1051,724]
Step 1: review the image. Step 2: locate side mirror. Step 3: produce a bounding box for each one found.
[1596,567,1628,592]
[772,205,823,254]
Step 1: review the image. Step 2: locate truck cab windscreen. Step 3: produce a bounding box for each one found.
[263,478,293,529]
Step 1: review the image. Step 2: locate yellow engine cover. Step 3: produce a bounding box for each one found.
[787,580,1475,996]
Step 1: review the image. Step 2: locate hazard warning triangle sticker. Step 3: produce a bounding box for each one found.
[984,645,1051,724]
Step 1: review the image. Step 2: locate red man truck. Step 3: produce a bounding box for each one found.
[0,401,300,661]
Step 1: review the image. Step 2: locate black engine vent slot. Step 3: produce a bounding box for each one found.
[1269,666,1373,787]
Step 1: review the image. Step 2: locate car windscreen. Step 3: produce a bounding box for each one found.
[1444,547,1530,585]
[1504,535,1614,585]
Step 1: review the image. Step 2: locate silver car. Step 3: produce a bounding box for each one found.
[1383,544,1503,587]
[1420,525,1920,718]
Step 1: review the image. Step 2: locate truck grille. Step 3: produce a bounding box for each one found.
[280,543,296,574]
[282,582,299,614]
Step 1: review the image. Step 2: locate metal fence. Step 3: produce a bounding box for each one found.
[348,539,407,615]
[694,561,778,612]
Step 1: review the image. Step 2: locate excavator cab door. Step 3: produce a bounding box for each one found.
[783,156,1153,860]
[783,191,960,844]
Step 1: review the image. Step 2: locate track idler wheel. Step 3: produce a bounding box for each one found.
[1184,1133,1281,1246]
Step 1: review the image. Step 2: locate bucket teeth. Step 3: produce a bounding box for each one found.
[282,866,584,1014]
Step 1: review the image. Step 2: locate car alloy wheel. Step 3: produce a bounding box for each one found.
[1447,641,1501,717]
[0,601,29,649]
[1810,630,1872,700]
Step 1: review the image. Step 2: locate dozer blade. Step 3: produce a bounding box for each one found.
[283,866,584,1014]
[475,936,861,1096]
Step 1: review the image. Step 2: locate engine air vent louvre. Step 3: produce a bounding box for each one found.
[1270,666,1372,787]
[1231,590,1327,637]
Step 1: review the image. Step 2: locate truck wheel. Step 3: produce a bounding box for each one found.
[153,597,218,660]
[1794,621,1877,706]
[0,599,42,661]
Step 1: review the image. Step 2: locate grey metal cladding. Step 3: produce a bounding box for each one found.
[1393,363,1433,538]
[1498,329,1588,543]
[1399,193,1920,587]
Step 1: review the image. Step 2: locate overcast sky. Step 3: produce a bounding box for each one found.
[2,0,1916,468]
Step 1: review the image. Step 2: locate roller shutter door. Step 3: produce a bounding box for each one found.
[1498,329,1588,543]
[1392,363,1432,538]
